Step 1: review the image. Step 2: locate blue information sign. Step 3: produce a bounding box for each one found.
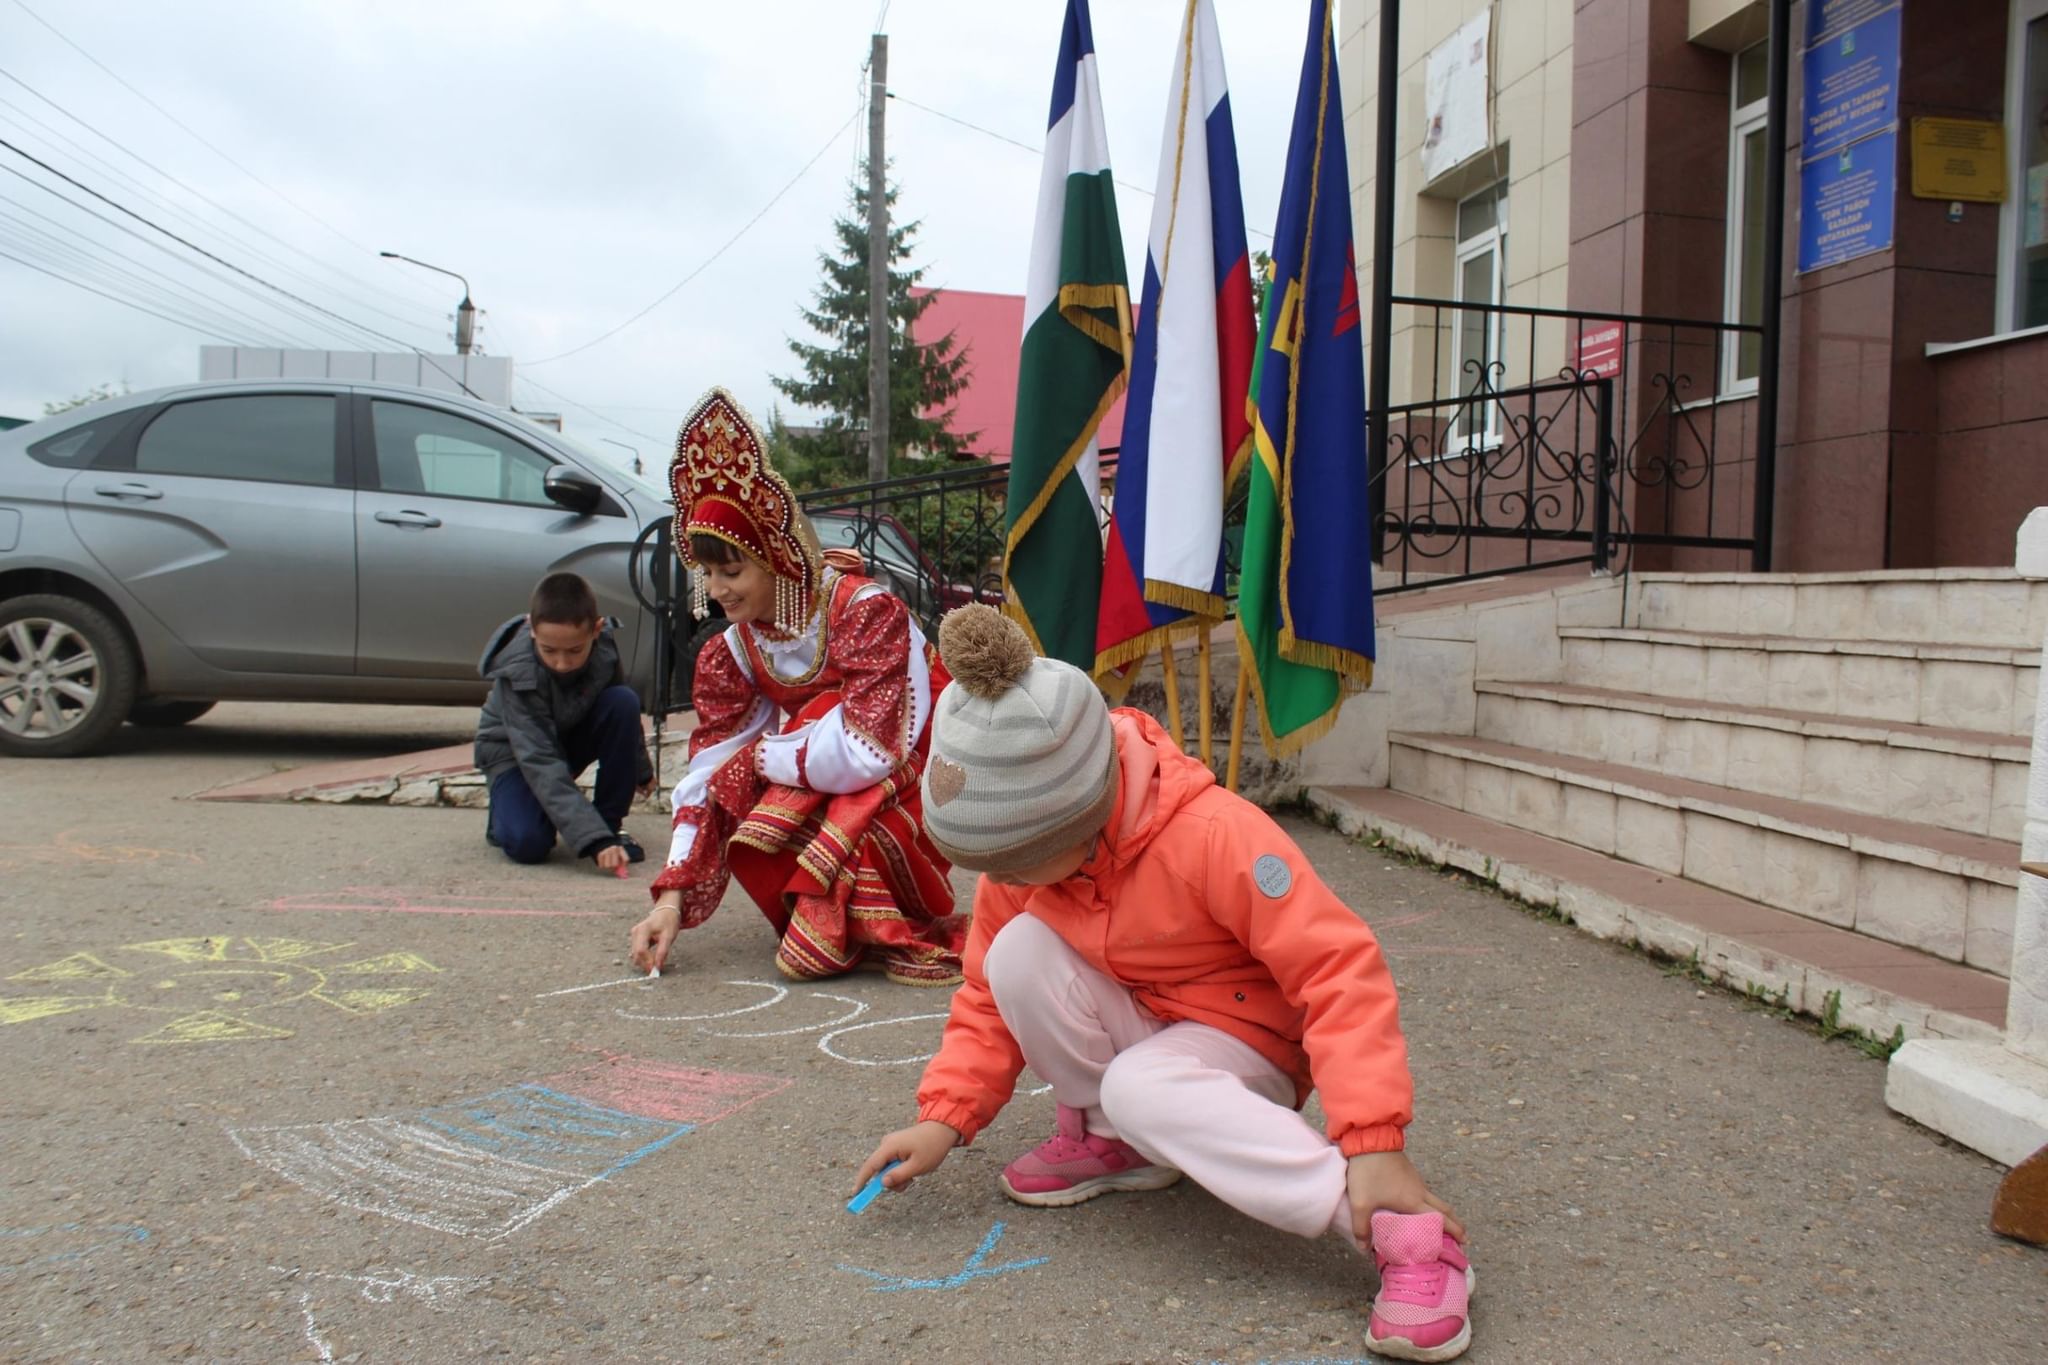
[1807,0,1891,44]
[1804,4,1901,156]
[1797,130,1898,272]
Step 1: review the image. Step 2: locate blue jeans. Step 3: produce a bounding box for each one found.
[487,684,642,864]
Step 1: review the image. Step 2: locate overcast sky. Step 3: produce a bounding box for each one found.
[0,0,1320,461]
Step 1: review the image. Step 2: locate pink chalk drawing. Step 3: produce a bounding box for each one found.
[227,1055,790,1239]
[261,887,610,919]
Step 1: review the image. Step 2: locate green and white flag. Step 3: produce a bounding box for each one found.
[1003,0,1131,670]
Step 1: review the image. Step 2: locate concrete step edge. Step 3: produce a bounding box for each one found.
[1306,785,2006,1048]
[1389,731,2020,887]
[1473,680,2030,757]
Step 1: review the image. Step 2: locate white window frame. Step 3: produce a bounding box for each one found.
[1998,0,2048,335]
[1452,181,1508,451]
[1722,46,1769,397]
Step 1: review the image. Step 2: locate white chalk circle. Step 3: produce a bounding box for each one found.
[707,992,870,1039]
[817,1011,949,1066]
[615,978,788,1023]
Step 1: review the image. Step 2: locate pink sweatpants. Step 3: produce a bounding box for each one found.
[984,912,1362,1249]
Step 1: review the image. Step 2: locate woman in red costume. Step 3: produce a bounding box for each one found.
[628,388,965,986]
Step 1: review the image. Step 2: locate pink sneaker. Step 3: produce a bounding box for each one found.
[1364,1210,1474,1362]
[998,1104,1182,1207]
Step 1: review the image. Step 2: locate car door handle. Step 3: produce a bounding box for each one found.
[93,481,163,501]
[374,510,443,529]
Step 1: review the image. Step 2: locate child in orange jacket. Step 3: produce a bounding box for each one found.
[855,606,1474,1363]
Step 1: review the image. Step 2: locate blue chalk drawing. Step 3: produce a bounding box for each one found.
[838,1220,1048,1292]
[0,1221,149,1275]
[229,1085,693,1238]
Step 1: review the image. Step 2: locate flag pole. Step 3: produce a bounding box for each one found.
[1225,652,1248,792]
[1159,633,1185,751]
[1197,626,1213,768]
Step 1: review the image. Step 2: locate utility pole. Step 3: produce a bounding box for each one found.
[866,32,890,483]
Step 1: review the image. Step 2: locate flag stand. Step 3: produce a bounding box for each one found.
[1225,655,1249,793]
[1159,631,1184,751]
[1196,627,1213,768]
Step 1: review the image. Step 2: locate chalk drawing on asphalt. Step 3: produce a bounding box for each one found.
[0,936,440,1043]
[228,1057,789,1239]
[604,977,1052,1093]
[838,1220,1048,1292]
[0,832,202,872]
[271,1264,489,1309]
[0,1221,149,1276]
[296,1292,335,1363]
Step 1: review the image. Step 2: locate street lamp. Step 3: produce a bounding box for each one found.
[600,437,644,477]
[380,251,476,355]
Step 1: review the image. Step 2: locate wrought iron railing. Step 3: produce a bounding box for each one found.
[787,300,1763,635]
[1375,297,1766,587]
[795,454,1251,640]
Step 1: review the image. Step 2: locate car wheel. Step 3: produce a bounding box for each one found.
[128,699,217,728]
[0,594,140,758]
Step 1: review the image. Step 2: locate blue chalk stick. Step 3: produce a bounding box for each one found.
[847,1160,902,1214]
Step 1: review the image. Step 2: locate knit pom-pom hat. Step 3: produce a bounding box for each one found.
[919,605,1117,873]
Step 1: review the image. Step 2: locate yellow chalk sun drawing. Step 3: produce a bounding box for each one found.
[0,937,440,1043]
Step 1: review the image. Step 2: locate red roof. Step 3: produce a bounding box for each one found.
[911,286,1124,465]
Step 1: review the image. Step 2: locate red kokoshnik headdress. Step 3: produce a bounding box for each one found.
[670,386,822,631]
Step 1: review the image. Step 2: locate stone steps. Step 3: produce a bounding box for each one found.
[1474,679,2029,841]
[1307,785,2007,1046]
[1387,730,2017,973]
[1630,568,2048,647]
[1556,627,2040,735]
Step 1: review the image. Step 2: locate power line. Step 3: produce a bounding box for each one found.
[0,136,420,351]
[5,0,427,288]
[0,245,242,342]
[0,193,324,346]
[515,375,662,445]
[0,137,489,402]
[525,104,864,366]
[0,164,397,353]
[0,64,445,324]
[887,89,1275,243]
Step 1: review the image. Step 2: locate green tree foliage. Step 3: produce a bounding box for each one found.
[43,382,129,416]
[772,164,975,492]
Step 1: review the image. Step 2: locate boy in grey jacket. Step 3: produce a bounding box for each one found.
[475,572,653,873]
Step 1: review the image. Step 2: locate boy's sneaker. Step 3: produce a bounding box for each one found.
[616,833,646,864]
[1365,1210,1473,1363]
[998,1104,1182,1207]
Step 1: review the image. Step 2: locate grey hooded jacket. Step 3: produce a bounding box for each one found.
[473,616,653,856]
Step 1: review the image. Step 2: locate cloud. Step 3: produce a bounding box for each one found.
[1,0,1311,440]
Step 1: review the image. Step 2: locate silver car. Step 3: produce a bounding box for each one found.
[0,379,681,757]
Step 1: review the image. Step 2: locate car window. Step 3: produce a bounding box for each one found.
[371,400,555,506]
[27,414,122,468]
[134,395,337,486]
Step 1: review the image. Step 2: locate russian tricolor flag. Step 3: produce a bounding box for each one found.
[1094,0,1255,682]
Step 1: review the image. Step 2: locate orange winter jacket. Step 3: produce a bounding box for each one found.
[915,708,1415,1157]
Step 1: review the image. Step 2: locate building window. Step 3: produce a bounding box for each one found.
[1454,180,1508,444]
[1723,43,1769,394]
[2010,2,2048,332]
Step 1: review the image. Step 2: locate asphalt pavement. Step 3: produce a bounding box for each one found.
[0,702,2041,1363]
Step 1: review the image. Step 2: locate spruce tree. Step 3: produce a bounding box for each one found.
[772,164,974,491]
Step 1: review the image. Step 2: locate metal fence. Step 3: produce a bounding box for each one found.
[1375,296,1766,586]
[787,299,1764,636]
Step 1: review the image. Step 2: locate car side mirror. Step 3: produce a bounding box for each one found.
[544,466,603,515]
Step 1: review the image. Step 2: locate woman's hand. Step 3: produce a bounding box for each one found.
[628,901,683,974]
[853,1120,961,1196]
[1346,1150,1464,1244]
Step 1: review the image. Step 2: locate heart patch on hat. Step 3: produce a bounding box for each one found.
[927,756,967,807]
